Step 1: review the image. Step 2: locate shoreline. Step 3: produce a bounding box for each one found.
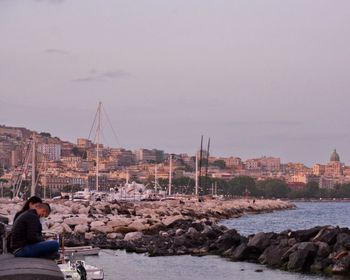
[8,199,350,276]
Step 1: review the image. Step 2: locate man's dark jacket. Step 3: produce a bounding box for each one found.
[11,209,44,250]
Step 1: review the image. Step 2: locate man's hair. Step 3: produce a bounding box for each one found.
[35,203,51,214]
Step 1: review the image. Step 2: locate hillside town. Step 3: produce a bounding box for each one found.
[0,124,348,198]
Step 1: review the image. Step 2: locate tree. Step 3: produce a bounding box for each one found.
[211,160,226,169]
[257,178,290,198]
[228,176,257,196]
[39,132,51,138]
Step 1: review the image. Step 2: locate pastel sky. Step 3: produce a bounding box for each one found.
[1,0,350,166]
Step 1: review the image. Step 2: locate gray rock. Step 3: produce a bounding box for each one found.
[316,242,330,258]
[259,245,289,267]
[287,242,317,272]
[248,232,274,252]
[124,231,143,241]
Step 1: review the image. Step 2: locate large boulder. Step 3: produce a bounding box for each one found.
[289,227,322,242]
[211,229,242,253]
[312,226,339,244]
[162,215,185,227]
[287,242,317,272]
[92,225,114,234]
[107,218,132,228]
[231,243,261,261]
[128,220,149,231]
[124,231,143,241]
[248,232,275,252]
[259,244,289,267]
[332,254,350,274]
[74,224,89,234]
[316,241,331,258]
[64,216,89,226]
[335,233,350,250]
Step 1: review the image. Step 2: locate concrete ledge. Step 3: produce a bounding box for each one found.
[0,254,64,280]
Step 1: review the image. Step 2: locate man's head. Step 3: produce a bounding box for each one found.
[34,203,51,217]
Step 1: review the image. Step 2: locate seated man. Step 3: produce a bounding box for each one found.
[11,202,59,258]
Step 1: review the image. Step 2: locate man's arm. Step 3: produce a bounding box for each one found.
[26,216,44,244]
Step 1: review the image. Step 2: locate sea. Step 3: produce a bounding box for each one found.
[86,202,350,280]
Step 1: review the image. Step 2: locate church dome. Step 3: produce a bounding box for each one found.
[330,149,340,162]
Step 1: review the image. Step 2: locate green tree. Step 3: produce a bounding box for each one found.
[257,178,290,198]
[211,160,226,169]
[228,176,257,196]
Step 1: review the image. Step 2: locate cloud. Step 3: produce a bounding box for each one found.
[44,49,70,56]
[71,70,131,83]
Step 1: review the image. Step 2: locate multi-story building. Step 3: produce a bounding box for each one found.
[224,157,243,169]
[134,148,162,163]
[77,138,93,149]
[110,148,135,166]
[245,159,261,170]
[260,156,281,172]
[37,143,61,161]
[312,164,325,176]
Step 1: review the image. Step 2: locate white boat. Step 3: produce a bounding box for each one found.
[72,188,91,201]
[59,260,104,280]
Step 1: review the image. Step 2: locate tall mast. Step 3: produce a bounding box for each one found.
[96,101,102,192]
[195,153,199,196]
[204,137,210,194]
[154,165,158,192]
[198,135,203,190]
[168,154,172,196]
[31,133,36,197]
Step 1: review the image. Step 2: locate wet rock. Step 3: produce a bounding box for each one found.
[289,227,322,242]
[312,226,339,244]
[316,242,330,258]
[332,254,350,274]
[287,242,317,272]
[259,244,289,267]
[310,257,332,273]
[211,229,242,253]
[186,227,200,240]
[231,243,261,261]
[248,232,275,252]
[335,233,350,250]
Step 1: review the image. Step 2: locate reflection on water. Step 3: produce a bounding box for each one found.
[87,250,326,280]
[220,202,350,236]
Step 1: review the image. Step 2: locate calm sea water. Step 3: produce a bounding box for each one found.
[86,202,349,280]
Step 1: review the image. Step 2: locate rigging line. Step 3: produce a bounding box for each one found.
[15,142,32,197]
[101,103,122,147]
[101,129,110,148]
[88,106,99,141]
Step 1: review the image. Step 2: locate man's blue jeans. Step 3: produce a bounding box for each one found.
[14,240,59,258]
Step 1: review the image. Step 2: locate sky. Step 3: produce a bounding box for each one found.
[1,0,350,166]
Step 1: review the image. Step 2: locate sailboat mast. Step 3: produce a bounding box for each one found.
[155,165,158,192]
[195,153,198,196]
[96,102,102,192]
[168,154,172,196]
[198,135,203,190]
[31,133,36,197]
